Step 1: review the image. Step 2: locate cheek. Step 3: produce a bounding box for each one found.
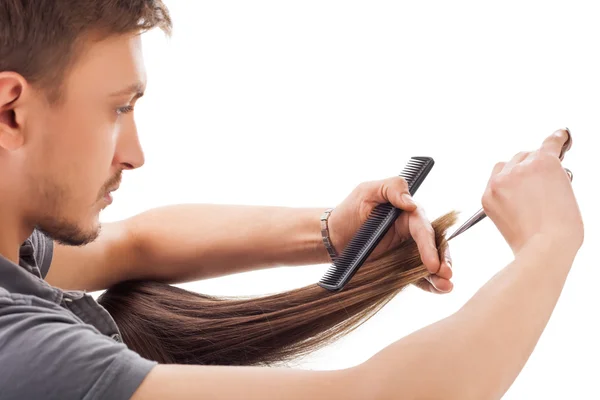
[39,112,119,197]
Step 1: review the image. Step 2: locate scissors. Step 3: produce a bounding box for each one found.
[447,129,573,241]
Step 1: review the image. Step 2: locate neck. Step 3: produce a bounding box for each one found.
[0,202,33,265]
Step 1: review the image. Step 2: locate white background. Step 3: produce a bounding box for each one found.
[98,1,599,398]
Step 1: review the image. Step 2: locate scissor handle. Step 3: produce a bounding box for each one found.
[559,127,572,161]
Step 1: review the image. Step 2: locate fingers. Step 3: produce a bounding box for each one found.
[436,246,453,280]
[540,128,570,158]
[444,245,452,267]
[361,176,441,274]
[414,279,438,294]
[503,151,531,174]
[361,176,417,212]
[491,129,573,184]
[490,161,506,177]
[408,207,441,275]
[436,261,452,280]
[428,275,454,293]
[495,128,571,174]
[385,177,417,211]
[417,244,453,293]
[417,275,453,294]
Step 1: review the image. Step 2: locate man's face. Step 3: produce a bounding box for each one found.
[22,33,147,245]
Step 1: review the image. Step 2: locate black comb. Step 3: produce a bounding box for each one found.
[318,156,435,292]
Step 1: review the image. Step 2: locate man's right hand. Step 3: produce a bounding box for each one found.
[481,129,583,256]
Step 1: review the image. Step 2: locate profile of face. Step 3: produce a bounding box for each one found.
[0,33,147,246]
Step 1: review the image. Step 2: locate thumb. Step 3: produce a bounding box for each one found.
[381,176,417,211]
[358,176,417,211]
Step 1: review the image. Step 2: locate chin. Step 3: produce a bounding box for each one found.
[36,215,102,247]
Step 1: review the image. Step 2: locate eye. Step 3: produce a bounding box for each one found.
[116,105,134,115]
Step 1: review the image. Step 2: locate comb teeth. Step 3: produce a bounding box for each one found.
[318,157,434,291]
[399,156,434,191]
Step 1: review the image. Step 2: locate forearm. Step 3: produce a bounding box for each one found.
[128,204,331,283]
[360,235,578,399]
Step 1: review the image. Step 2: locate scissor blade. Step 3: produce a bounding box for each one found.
[447,208,487,240]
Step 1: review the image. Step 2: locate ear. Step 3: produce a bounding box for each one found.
[0,72,28,151]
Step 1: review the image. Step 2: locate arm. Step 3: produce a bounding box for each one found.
[131,235,578,400]
[38,231,578,400]
[45,219,144,291]
[48,193,453,293]
[357,234,578,400]
[45,205,330,291]
[134,130,582,399]
[128,204,331,282]
[133,364,363,400]
[352,130,581,399]
[46,174,452,293]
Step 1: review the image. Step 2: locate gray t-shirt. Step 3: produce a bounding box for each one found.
[0,230,157,399]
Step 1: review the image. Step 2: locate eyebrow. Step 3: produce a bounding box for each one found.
[110,82,146,99]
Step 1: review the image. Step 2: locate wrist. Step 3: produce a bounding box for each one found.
[320,208,338,263]
[516,232,580,264]
[304,208,335,265]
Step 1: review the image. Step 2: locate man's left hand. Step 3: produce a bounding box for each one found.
[327,176,453,294]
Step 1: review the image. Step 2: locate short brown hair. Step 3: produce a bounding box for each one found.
[0,0,172,102]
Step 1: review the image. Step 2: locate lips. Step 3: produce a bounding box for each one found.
[103,186,119,204]
[102,173,121,205]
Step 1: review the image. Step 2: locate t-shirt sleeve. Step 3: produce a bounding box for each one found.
[29,229,54,279]
[0,295,157,400]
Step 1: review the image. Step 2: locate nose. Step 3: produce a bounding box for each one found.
[114,117,145,170]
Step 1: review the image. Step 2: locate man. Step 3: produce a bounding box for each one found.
[0,2,451,399]
[0,2,582,400]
